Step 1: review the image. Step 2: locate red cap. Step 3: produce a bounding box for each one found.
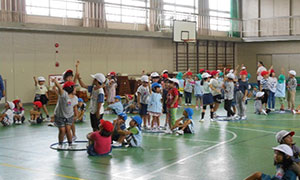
[186,71,193,76]
[261,71,269,76]
[199,69,205,73]
[162,74,168,79]
[63,81,75,88]
[33,101,42,108]
[206,70,211,74]
[65,69,73,74]
[210,70,218,76]
[99,119,114,132]
[270,69,275,73]
[240,70,248,76]
[13,99,20,105]
[127,94,133,100]
[110,72,116,76]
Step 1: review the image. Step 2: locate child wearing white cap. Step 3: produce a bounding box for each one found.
[223,73,237,119]
[77,72,106,132]
[0,101,15,126]
[137,75,151,129]
[245,144,297,180]
[200,73,214,122]
[33,76,50,121]
[254,92,267,115]
[287,70,297,111]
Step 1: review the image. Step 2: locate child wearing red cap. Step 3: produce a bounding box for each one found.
[235,70,249,120]
[52,79,78,150]
[87,120,113,156]
[29,101,43,124]
[260,70,270,112]
[183,70,194,106]
[13,99,25,124]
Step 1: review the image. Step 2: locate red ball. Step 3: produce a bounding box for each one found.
[55,62,59,67]
[55,43,59,48]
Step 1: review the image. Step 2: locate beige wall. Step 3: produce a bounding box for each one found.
[237,41,300,82]
[0,31,173,103]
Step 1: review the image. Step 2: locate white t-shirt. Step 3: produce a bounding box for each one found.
[137,85,150,104]
[35,84,48,95]
[2,109,14,124]
[257,66,267,81]
[54,91,78,118]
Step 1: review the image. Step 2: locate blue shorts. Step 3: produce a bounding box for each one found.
[139,103,148,116]
[87,144,112,156]
[195,94,203,100]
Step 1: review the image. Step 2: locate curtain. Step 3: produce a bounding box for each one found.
[198,0,210,35]
[83,0,107,28]
[229,0,240,37]
[149,0,162,32]
[0,0,25,23]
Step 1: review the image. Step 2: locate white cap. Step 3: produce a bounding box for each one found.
[276,130,295,143]
[272,144,293,157]
[289,70,296,76]
[226,73,235,79]
[7,101,15,110]
[162,70,168,74]
[91,73,106,84]
[141,75,149,82]
[201,73,211,79]
[256,91,265,98]
[241,66,246,70]
[151,72,159,78]
[229,69,234,73]
[37,76,46,82]
[169,78,179,85]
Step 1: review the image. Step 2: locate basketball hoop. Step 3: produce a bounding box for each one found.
[183,39,196,43]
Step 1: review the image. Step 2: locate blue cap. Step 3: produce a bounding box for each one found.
[78,98,83,102]
[118,112,127,121]
[151,82,161,89]
[114,96,121,100]
[131,116,142,126]
[184,108,193,119]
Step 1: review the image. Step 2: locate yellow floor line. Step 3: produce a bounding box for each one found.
[0,163,86,180]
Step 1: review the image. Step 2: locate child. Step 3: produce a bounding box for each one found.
[29,101,43,124]
[0,101,15,126]
[194,74,203,110]
[112,116,142,148]
[77,72,106,131]
[76,98,86,122]
[171,107,194,135]
[254,92,267,115]
[150,72,160,83]
[162,78,170,128]
[165,78,179,133]
[236,70,249,120]
[268,69,277,111]
[52,79,78,150]
[183,71,194,106]
[210,70,222,115]
[252,85,259,98]
[112,112,127,143]
[200,73,214,122]
[148,82,162,131]
[106,72,117,104]
[107,96,124,115]
[86,119,113,156]
[245,144,297,180]
[137,75,151,129]
[176,72,184,107]
[275,74,286,112]
[276,130,300,164]
[287,70,297,111]
[33,76,50,121]
[260,70,270,111]
[223,73,236,119]
[13,99,25,124]
[124,94,139,114]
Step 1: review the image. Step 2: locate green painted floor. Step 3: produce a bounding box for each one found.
[1,94,300,180]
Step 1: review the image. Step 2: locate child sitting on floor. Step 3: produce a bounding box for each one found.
[112,116,142,148]
[13,99,25,124]
[123,94,138,114]
[254,92,267,115]
[29,101,43,124]
[112,112,127,143]
[171,107,194,135]
[76,98,86,122]
[0,101,15,126]
[245,144,297,180]
[86,119,113,156]
[251,85,259,99]
[107,96,124,115]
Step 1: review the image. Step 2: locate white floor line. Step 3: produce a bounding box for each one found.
[150,148,172,151]
[135,128,237,180]
[142,134,220,143]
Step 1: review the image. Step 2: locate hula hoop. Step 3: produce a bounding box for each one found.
[50,140,88,151]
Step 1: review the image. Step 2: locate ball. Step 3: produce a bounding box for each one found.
[55,61,59,67]
[55,43,59,48]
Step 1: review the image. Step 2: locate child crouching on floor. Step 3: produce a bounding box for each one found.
[112,116,142,148]
[171,107,194,135]
[107,96,124,115]
[0,101,15,126]
[254,92,267,115]
[29,101,43,124]
[86,119,113,156]
[13,99,25,124]
[76,98,86,122]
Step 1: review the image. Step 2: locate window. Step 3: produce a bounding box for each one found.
[104,0,148,24]
[26,0,83,19]
[162,0,198,27]
[209,0,231,31]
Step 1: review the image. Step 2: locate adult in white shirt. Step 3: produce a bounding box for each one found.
[257,61,267,87]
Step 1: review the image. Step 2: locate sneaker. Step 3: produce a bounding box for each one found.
[184,104,188,106]
[57,144,63,150]
[164,129,173,134]
[48,122,55,127]
[176,130,184,135]
[112,142,122,148]
[46,117,51,122]
[292,110,297,114]
[195,106,199,110]
[199,119,205,122]
[68,144,74,150]
[233,115,239,120]
[28,119,36,124]
[210,118,215,122]
[72,136,77,142]
[262,109,268,115]
[241,116,247,120]
[271,109,275,112]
